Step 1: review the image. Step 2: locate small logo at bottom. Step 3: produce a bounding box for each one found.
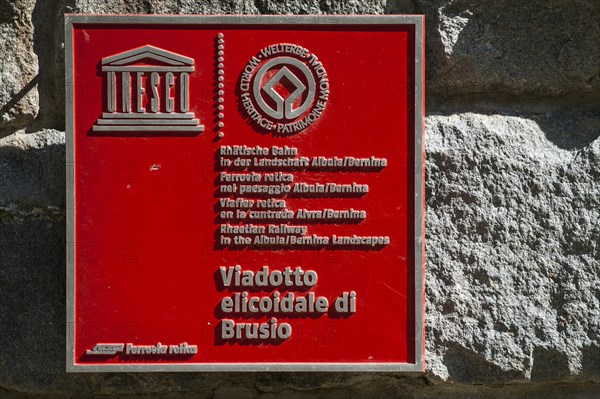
[85,342,197,357]
[85,343,124,355]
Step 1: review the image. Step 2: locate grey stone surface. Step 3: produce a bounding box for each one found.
[425,109,600,382]
[0,0,39,134]
[31,1,70,131]
[73,0,389,15]
[0,217,67,392]
[419,0,600,100]
[0,130,65,211]
[73,0,258,14]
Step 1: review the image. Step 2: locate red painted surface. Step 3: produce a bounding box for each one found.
[70,21,422,366]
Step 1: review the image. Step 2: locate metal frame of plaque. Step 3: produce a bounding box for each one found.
[66,14,425,372]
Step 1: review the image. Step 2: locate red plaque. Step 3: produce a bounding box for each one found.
[66,15,425,371]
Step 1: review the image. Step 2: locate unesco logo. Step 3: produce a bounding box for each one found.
[93,45,203,133]
[239,43,329,134]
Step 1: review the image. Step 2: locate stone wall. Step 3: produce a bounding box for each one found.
[1,0,598,397]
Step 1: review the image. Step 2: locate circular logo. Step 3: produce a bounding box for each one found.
[239,44,329,134]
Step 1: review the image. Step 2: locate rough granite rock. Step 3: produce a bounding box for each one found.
[30,1,70,131]
[418,0,600,100]
[0,0,39,134]
[74,0,389,15]
[0,130,65,210]
[425,109,600,382]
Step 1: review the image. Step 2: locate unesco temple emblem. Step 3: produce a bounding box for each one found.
[93,45,204,133]
[239,43,329,134]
